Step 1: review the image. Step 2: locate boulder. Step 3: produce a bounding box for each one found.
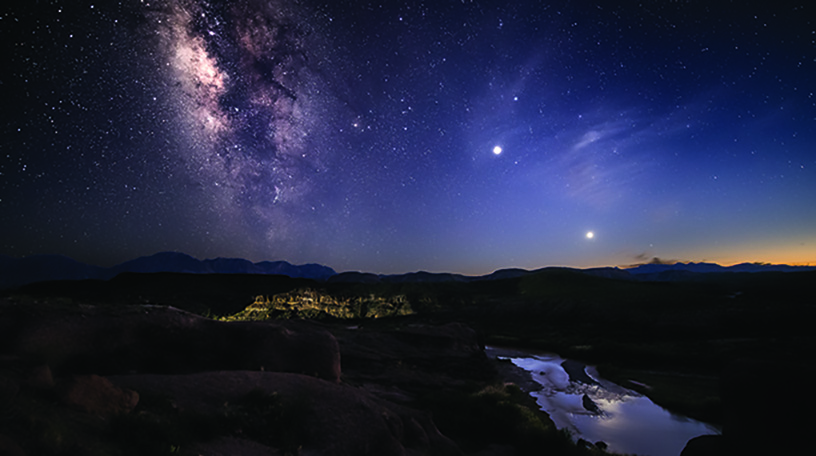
[680,434,724,456]
[560,359,597,385]
[59,374,139,417]
[581,394,601,415]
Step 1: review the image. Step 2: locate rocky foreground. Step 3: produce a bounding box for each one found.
[1,299,603,456]
[4,268,815,455]
[3,295,814,456]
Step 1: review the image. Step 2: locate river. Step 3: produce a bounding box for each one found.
[485,346,720,456]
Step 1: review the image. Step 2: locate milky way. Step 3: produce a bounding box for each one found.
[2,0,814,273]
[147,0,341,255]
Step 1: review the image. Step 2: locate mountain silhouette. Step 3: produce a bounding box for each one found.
[0,252,336,290]
[2,253,812,290]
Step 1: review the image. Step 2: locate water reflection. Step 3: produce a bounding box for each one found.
[486,347,719,456]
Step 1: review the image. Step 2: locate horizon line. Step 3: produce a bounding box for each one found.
[3,251,814,277]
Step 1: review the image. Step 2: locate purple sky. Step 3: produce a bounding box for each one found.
[2,0,814,274]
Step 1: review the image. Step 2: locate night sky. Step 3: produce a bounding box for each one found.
[2,0,814,274]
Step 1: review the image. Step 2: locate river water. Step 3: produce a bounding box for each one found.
[486,347,720,456]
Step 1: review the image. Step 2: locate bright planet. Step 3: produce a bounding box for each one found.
[492,146,503,155]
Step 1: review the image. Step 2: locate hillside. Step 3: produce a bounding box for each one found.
[2,268,814,454]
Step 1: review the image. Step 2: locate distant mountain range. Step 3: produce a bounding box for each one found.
[0,252,813,290]
[623,261,815,281]
[0,252,336,290]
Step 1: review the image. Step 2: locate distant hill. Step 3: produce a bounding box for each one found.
[625,261,815,281]
[380,271,470,283]
[109,252,210,275]
[0,252,337,290]
[2,252,813,291]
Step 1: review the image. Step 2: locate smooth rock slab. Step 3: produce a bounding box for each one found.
[109,371,462,456]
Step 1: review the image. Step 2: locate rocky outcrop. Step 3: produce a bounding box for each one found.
[11,305,341,381]
[581,394,602,415]
[59,374,139,417]
[109,371,462,456]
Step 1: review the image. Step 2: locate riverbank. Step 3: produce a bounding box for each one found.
[481,333,726,426]
[484,346,720,456]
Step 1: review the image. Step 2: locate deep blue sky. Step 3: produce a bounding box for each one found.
[2,0,814,274]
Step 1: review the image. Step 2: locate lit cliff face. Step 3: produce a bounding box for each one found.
[220,289,414,320]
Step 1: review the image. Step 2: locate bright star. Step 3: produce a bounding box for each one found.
[586,231,594,239]
[492,145,502,155]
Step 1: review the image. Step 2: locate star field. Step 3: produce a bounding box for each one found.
[1,0,814,274]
